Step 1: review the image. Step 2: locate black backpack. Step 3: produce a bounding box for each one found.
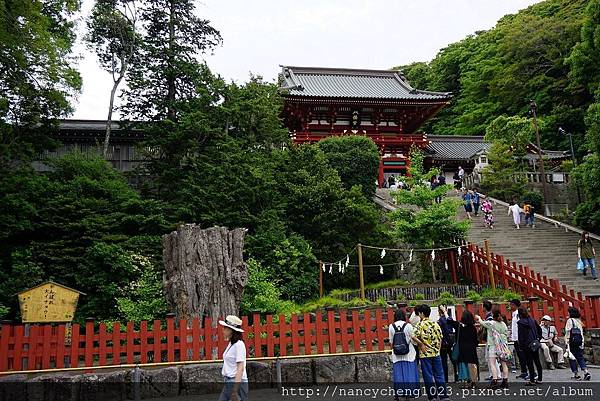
[392,323,410,355]
[569,318,584,348]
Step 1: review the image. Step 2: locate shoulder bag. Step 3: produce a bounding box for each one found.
[450,323,461,362]
[528,320,541,352]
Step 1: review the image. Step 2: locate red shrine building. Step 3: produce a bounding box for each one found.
[279,66,452,186]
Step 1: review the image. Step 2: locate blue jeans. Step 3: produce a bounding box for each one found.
[525,214,535,226]
[218,376,248,401]
[581,258,597,278]
[569,344,587,373]
[420,355,448,401]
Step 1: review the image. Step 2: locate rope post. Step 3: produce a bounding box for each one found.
[319,260,324,298]
[357,243,365,300]
[484,239,496,290]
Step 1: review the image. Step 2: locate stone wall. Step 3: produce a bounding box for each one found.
[1,337,598,401]
[584,328,600,365]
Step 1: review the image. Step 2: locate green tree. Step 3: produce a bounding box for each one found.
[318,135,380,199]
[0,0,82,166]
[573,103,600,231]
[480,115,534,201]
[393,0,591,152]
[389,149,469,281]
[121,0,222,121]
[86,0,139,157]
[566,0,600,97]
[0,153,168,320]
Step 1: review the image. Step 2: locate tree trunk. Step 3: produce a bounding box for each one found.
[162,225,248,322]
[103,64,126,159]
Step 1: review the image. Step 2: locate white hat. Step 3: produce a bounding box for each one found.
[541,315,552,321]
[218,315,244,332]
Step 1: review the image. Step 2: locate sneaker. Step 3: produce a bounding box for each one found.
[548,364,556,370]
[511,369,517,374]
[584,372,591,381]
[572,374,582,380]
[583,268,587,276]
[516,373,529,380]
[535,380,543,384]
[594,278,598,281]
[556,363,566,369]
[525,381,537,386]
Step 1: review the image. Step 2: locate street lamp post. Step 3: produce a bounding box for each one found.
[530,101,549,209]
[558,127,582,203]
[558,127,577,167]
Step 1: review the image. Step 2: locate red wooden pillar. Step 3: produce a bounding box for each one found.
[0,322,11,372]
[378,157,385,188]
[449,250,458,284]
[588,295,600,329]
[84,318,94,368]
[472,246,481,285]
[528,297,540,321]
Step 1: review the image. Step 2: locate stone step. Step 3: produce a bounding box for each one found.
[463,198,596,296]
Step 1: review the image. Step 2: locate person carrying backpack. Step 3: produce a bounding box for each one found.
[564,307,591,381]
[389,308,419,400]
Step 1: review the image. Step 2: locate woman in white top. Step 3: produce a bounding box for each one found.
[218,315,248,401]
[389,308,419,400]
[564,307,591,381]
[507,200,522,229]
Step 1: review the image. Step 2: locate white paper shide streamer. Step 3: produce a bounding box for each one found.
[380,249,386,259]
[379,265,384,275]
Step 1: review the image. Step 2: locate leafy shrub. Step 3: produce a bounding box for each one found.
[466,290,482,303]
[522,190,543,211]
[241,259,295,315]
[329,288,356,298]
[413,293,425,301]
[434,291,457,306]
[366,279,410,290]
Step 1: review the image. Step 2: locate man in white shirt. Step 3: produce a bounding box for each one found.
[510,299,528,380]
[540,315,565,369]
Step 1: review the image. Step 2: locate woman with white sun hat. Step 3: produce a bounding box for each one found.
[218,315,248,401]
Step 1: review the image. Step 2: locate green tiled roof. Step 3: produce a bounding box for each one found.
[280,66,452,101]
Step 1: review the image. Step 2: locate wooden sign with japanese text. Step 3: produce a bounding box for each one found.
[17,281,83,323]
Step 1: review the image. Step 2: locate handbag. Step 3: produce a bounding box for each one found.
[577,259,585,271]
[450,324,461,362]
[528,320,541,352]
[492,326,513,361]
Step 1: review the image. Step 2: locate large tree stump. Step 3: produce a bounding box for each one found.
[162,225,248,322]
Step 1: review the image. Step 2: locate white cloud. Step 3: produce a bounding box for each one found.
[72,0,542,119]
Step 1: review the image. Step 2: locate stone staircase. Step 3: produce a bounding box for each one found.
[375,188,600,296]
[465,199,600,297]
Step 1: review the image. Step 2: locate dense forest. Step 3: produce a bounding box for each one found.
[397,0,600,231]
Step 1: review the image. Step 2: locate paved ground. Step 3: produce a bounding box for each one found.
[150,366,600,401]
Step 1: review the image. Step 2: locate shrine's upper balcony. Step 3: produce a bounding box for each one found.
[279,66,452,137]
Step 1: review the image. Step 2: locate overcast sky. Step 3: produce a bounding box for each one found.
[73,0,542,119]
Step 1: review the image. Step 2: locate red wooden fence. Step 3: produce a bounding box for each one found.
[453,242,600,332]
[1,297,598,373]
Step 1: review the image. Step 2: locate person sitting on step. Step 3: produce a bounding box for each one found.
[539,315,566,370]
